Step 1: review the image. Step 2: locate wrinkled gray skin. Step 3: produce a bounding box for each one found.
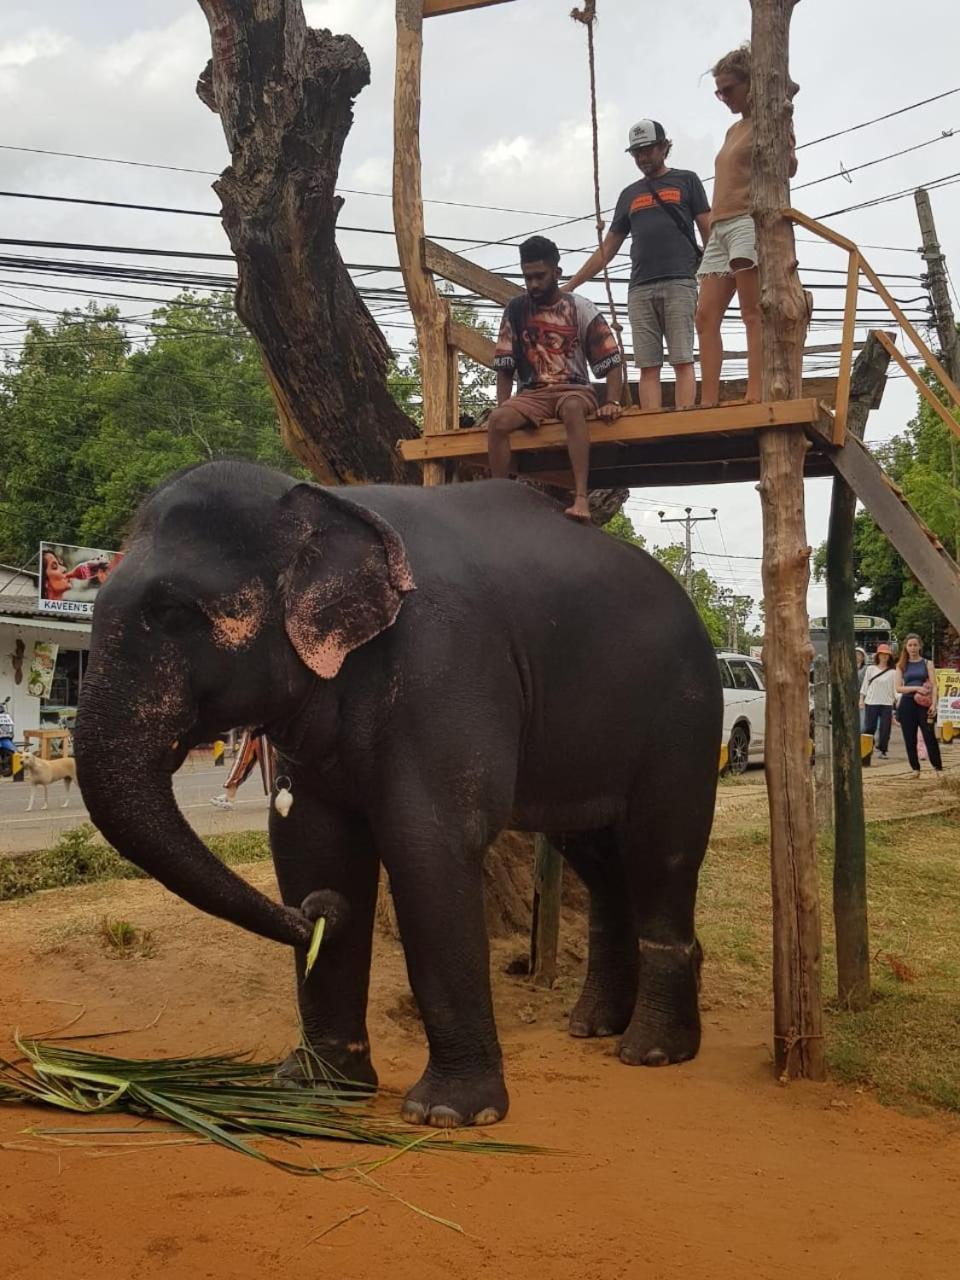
[75,461,721,1128]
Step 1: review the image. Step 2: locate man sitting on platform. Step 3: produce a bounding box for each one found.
[487,235,622,522]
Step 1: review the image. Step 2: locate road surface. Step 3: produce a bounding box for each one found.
[0,760,269,856]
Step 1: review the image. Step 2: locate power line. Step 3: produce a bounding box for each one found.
[795,86,960,151]
[793,129,957,192]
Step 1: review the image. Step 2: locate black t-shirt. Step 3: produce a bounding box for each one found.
[610,169,710,287]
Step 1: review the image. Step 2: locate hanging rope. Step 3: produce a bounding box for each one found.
[570,2,628,399]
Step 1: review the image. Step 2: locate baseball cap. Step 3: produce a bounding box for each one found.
[626,119,667,152]
[876,643,892,654]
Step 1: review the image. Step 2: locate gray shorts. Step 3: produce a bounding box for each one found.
[627,278,697,368]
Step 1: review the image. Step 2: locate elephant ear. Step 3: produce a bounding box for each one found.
[278,484,415,679]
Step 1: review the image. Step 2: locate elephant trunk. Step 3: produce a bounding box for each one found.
[74,678,313,950]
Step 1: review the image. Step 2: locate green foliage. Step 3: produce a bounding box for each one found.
[813,350,960,651]
[387,286,496,425]
[653,543,758,651]
[0,294,303,564]
[602,510,645,547]
[0,823,270,902]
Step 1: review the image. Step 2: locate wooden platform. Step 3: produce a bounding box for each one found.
[398,388,838,488]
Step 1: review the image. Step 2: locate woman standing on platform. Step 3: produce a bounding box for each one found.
[695,43,798,407]
[894,634,943,779]
[859,644,897,759]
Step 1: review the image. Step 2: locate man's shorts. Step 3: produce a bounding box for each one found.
[697,213,758,278]
[501,382,597,427]
[627,278,697,368]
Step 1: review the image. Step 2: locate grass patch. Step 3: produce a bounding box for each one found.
[700,806,960,1114]
[0,823,270,903]
[98,917,157,960]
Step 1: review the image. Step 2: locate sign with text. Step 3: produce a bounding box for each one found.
[38,542,122,618]
[936,669,960,727]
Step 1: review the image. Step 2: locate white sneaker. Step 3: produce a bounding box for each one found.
[210,794,233,810]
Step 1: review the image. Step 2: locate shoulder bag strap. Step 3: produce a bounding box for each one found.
[645,179,703,264]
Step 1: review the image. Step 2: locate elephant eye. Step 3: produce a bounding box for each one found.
[144,591,204,634]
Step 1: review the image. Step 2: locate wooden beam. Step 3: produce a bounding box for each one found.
[832,251,860,443]
[828,334,890,1014]
[423,0,515,15]
[398,398,828,461]
[449,318,496,367]
[394,0,449,482]
[753,0,825,1083]
[824,431,960,634]
[786,207,858,255]
[423,237,522,306]
[873,329,960,441]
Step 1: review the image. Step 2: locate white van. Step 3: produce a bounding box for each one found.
[717,651,766,773]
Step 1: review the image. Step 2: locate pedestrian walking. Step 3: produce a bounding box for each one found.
[859,644,896,759]
[894,633,943,779]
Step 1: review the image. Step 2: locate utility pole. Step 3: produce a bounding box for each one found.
[658,506,717,594]
[915,187,960,556]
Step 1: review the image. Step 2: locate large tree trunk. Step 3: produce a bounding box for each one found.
[752,0,825,1081]
[196,0,419,485]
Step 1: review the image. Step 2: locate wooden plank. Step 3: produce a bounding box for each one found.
[859,260,960,412]
[398,397,827,461]
[449,318,496,367]
[827,335,889,1013]
[827,432,960,634]
[423,237,522,307]
[424,0,515,15]
[873,329,960,441]
[530,834,563,989]
[832,251,860,443]
[394,0,450,473]
[786,207,858,254]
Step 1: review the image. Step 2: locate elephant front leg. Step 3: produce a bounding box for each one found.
[382,836,508,1129]
[270,796,380,1091]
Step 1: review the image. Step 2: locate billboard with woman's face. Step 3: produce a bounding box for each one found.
[38,543,123,617]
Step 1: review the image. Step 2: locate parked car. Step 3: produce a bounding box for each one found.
[717,651,766,773]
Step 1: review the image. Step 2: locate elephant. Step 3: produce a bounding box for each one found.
[74,461,722,1128]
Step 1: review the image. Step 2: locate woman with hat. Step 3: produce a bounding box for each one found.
[859,644,897,760]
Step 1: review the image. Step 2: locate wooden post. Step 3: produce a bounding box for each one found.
[827,333,891,1011]
[752,0,825,1081]
[530,834,563,988]
[813,656,833,832]
[394,0,451,485]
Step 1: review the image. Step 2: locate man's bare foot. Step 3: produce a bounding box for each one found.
[564,495,591,522]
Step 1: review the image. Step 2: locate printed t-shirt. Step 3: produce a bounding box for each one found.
[610,169,710,287]
[493,293,621,391]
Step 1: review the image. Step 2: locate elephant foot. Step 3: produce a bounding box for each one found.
[275,1041,378,1095]
[568,981,634,1039]
[401,1065,509,1129]
[619,939,703,1067]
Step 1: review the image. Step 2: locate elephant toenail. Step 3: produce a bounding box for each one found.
[401,1101,428,1125]
[473,1108,501,1126]
[643,1049,669,1066]
[426,1106,462,1129]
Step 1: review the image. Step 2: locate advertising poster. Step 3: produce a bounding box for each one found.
[935,668,960,727]
[28,642,59,700]
[38,542,123,617]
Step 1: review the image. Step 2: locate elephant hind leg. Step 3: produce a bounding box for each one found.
[616,778,711,1067]
[558,829,638,1039]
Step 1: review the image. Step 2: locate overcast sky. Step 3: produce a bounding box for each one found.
[3,1,960,622]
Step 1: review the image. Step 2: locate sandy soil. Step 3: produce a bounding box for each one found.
[1,860,959,1280]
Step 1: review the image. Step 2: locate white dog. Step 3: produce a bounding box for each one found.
[21,751,77,811]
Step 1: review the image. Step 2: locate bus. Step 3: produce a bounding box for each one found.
[808,615,895,662]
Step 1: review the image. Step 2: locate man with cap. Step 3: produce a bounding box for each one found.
[563,120,710,410]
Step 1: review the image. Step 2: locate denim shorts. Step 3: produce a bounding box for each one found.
[697,213,758,277]
[627,278,697,368]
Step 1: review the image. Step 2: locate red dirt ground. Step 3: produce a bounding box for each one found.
[1,863,959,1280]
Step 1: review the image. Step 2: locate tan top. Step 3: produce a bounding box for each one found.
[711,119,753,222]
